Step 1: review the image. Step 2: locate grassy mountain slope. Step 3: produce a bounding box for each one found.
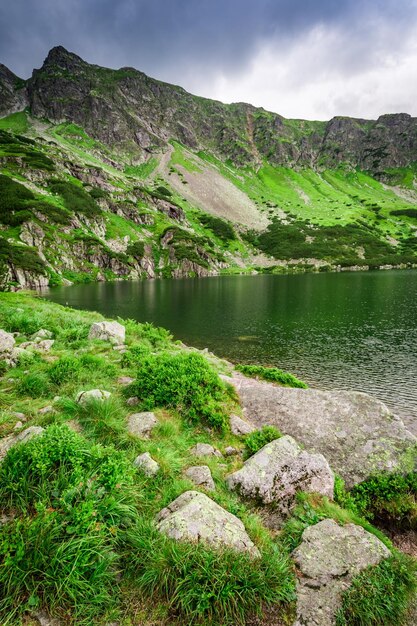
[0,48,417,287]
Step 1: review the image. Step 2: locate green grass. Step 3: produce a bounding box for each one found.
[236,363,308,388]
[0,111,29,133]
[244,425,282,456]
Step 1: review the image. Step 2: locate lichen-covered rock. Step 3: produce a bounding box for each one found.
[185,465,215,490]
[88,321,125,345]
[292,519,391,626]
[227,435,334,514]
[0,425,44,462]
[0,329,18,366]
[156,490,259,557]
[134,452,159,476]
[230,414,256,436]
[76,389,111,405]
[31,329,53,341]
[227,372,416,487]
[117,376,134,385]
[190,443,223,457]
[20,339,54,352]
[127,412,157,438]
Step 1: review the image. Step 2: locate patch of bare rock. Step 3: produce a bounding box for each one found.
[226,372,416,487]
[292,519,391,626]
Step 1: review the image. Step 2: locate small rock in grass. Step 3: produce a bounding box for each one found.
[88,321,126,345]
[0,426,44,462]
[230,414,256,436]
[35,611,62,626]
[0,329,18,366]
[31,329,53,341]
[225,446,239,456]
[113,344,126,351]
[117,376,134,385]
[127,412,158,437]
[76,389,111,405]
[11,412,26,421]
[156,490,259,558]
[38,405,54,415]
[190,443,223,458]
[185,465,215,490]
[126,396,139,406]
[13,421,23,430]
[134,452,159,476]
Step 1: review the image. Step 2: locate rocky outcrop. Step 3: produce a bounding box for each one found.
[228,373,416,487]
[292,519,391,626]
[156,490,260,557]
[227,436,334,515]
[0,64,28,116]
[88,321,126,345]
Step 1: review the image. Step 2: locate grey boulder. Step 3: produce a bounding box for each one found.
[185,465,215,490]
[190,442,222,457]
[76,389,111,405]
[156,490,259,558]
[230,414,256,435]
[227,435,334,514]
[88,321,125,345]
[292,519,391,626]
[0,329,18,366]
[127,412,158,437]
[227,372,416,487]
[134,452,160,476]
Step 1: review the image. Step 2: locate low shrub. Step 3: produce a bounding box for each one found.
[336,553,417,626]
[16,372,49,398]
[200,214,236,242]
[48,356,81,386]
[245,425,282,456]
[236,364,308,389]
[126,351,231,430]
[48,179,101,217]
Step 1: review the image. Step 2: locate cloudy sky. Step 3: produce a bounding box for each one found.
[1,0,417,120]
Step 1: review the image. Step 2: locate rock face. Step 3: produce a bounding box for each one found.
[127,412,158,438]
[88,321,126,345]
[292,519,391,626]
[228,373,416,487]
[0,425,44,462]
[185,465,215,491]
[156,490,259,558]
[230,414,256,436]
[76,389,111,405]
[227,436,334,514]
[134,452,160,476]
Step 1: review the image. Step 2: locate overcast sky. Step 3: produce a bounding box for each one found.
[1,0,417,120]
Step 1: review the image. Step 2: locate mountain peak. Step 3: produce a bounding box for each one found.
[40,45,86,71]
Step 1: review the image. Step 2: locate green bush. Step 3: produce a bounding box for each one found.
[349,472,417,529]
[126,240,145,259]
[245,425,282,456]
[336,553,417,626]
[0,174,34,225]
[200,214,236,242]
[236,364,308,389]
[126,351,231,430]
[48,179,101,217]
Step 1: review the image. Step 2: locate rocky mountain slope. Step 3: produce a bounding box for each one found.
[1,46,417,288]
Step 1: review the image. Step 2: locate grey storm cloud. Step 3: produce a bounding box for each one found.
[1,0,417,118]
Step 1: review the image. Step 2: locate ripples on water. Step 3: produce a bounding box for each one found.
[45,270,417,433]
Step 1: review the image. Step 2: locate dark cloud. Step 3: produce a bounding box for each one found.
[0,0,416,118]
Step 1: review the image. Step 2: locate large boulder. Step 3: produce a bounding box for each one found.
[156,490,259,558]
[0,426,45,462]
[292,519,391,626]
[227,372,416,487]
[0,329,18,366]
[227,436,334,515]
[88,321,125,345]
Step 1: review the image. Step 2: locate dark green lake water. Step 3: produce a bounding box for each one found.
[45,270,417,433]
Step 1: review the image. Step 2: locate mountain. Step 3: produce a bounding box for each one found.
[0,45,417,289]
